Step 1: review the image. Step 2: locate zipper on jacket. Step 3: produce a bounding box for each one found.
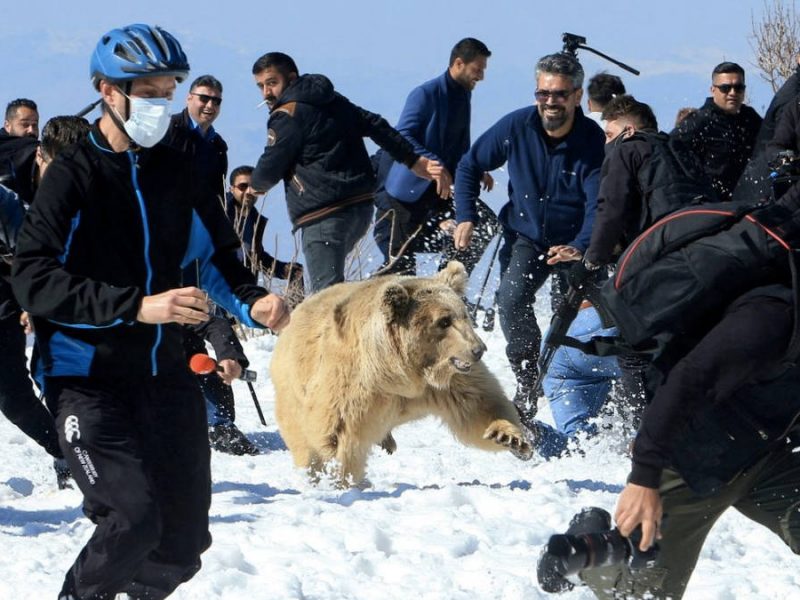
[128,151,162,376]
[290,174,305,194]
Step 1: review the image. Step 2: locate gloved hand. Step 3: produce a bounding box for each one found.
[568,259,601,289]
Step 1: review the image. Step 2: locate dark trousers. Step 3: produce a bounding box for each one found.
[0,311,61,457]
[51,372,211,599]
[374,187,499,276]
[197,371,235,426]
[496,230,568,387]
[581,445,800,599]
[301,201,373,293]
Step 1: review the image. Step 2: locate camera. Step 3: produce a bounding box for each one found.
[537,507,659,593]
[562,33,587,56]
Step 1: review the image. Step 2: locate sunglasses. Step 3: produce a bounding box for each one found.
[534,88,575,102]
[233,183,250,191]
[191,92,222,106]
[713,83,746,94]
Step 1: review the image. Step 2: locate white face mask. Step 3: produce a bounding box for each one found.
[115,94,172,148]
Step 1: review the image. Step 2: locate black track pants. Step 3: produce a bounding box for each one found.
[0,311,61,457]
[50,372,212,600]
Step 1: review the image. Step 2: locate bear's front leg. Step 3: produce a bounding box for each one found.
[483,420,533,460]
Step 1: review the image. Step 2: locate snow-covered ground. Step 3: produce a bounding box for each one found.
[1,307,798,599]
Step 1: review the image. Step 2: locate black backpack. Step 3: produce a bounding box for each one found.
[598,189,800,353]
[632,131,719,231]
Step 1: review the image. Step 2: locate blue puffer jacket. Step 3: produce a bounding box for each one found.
[455,106,604,252]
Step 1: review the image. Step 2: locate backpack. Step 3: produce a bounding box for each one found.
[598,188,800,353]
[632,131,719,231]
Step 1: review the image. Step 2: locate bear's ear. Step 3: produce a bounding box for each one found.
[435,261,468,295]
[381,282,411,323]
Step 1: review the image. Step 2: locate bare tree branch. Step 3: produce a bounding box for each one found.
[750,0,800,92]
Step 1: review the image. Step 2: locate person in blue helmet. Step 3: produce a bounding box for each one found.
[11,23,288,600]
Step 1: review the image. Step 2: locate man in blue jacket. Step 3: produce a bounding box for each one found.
[454,52,605,420]
[374,38,495,275]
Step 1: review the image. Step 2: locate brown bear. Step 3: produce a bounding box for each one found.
[270,261,532,486]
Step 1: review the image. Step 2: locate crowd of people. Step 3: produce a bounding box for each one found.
[0,20,798,600]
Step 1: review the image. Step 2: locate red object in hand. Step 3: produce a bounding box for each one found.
[189,353,217,375]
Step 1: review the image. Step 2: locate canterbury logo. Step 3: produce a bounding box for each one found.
[64,415,81,443]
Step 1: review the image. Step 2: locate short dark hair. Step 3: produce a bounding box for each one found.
[536,53,584,88]
[229,165,254,185]
[587,72,626,108]
[449,38,491,67]
[674,106,697,127]
[712,62,745,79]
[189,75,223,94]
[5,98,38,121]
[40,116,91,161]
[601,95,658,131]
[252,52,299,79]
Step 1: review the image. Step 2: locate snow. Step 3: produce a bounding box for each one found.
[1,313,799,599]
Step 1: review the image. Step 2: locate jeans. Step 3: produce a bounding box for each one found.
[537,307,620,458]
[301,201,373,293]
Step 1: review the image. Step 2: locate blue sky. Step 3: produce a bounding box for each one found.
[0,0,784,263]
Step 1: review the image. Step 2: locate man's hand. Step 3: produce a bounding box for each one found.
[615,483,663,552]
[216,358,242,385]
[439,219,457,236]
[481,172,494,192]
[568,259,601,289]
[251,293,290,332]
[19,311,33,335]
[411,156,440,181]
[546,245,582,265]
[435,166,454,199]
[453,221,474,250]
[137,287,209,325]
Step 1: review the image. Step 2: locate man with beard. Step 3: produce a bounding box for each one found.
[454,52,604,422]
[249,52,441,292]
[373,37,497,276]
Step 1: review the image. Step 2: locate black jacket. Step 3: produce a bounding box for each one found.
[584,136,653,265]
[163,108,228,200]
[251,74,419,229]
[631,285,799,495]
[183,314,248,369]
[671,98,762,201]
[11,124,266,380]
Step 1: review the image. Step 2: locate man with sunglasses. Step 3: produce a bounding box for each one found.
[454,52,605,422]
[671,62,762,202]
[165,74,228,200]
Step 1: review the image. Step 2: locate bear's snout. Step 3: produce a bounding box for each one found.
[471,343,486,361]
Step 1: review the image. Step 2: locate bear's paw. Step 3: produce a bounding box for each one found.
[482,419,533,461]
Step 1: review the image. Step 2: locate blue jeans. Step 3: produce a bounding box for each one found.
[301,201,373,293]
[496,230,567,385]
[536,307,620,458]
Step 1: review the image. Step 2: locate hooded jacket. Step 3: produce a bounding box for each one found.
[12,124,266,380]
[251,74,419,229]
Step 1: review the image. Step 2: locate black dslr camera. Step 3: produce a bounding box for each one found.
[537,507,659,593]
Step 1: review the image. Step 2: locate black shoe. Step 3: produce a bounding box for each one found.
[54,458,73,490]
[209,423,260,456]
[513,384,538,427]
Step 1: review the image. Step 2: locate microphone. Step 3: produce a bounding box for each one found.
[189,354,258,382]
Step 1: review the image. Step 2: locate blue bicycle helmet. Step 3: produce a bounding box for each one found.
[90,24,190,89]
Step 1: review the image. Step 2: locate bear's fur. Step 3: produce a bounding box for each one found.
[270,261,532,486]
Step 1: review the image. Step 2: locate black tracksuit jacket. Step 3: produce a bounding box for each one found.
[11,124,266,380]
[251,74,419,229]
